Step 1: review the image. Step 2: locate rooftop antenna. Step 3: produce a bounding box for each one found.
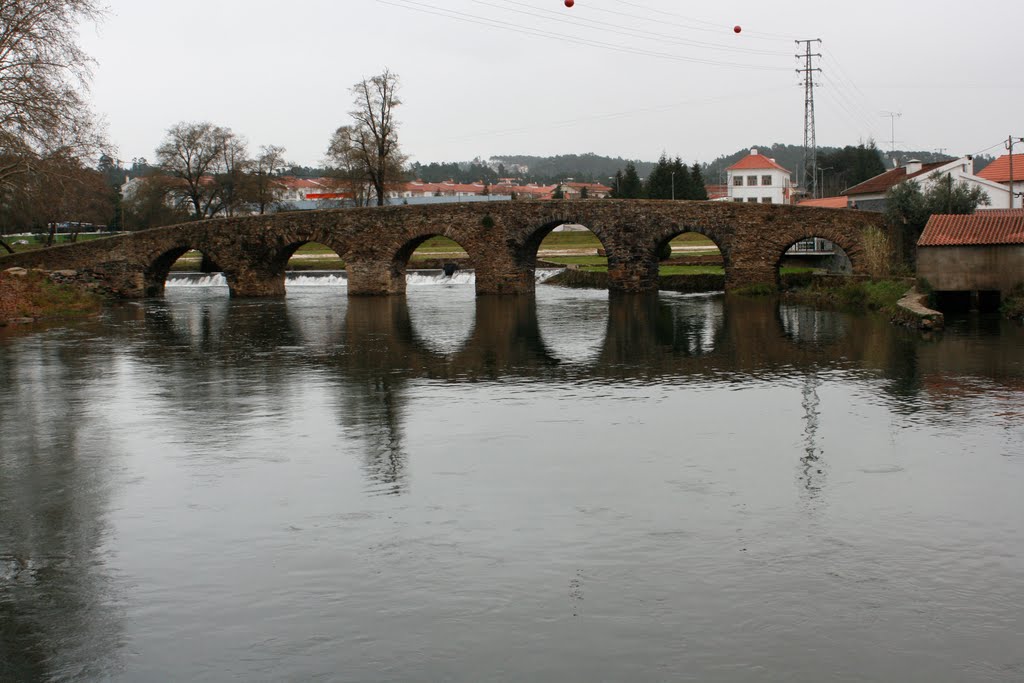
[880,111,902,166]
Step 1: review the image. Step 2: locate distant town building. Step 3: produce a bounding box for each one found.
[704,184,729,201]
[725,149,796,205]
[555,181,613,199]
[845,157,1010,211]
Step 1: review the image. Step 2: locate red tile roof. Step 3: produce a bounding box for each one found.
[844,161,947,196]
[976,154,1024,183]
[918,212,1024,246]
[562,181,612,192]
[797,196,849,209]
[726,153,790,173]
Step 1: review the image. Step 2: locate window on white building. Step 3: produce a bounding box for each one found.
[733,198,743,203]
[762,175,772,186]
[761,197,773,204]
[747,175,758,186]
[746,197,758,203]
[733,176,743,186]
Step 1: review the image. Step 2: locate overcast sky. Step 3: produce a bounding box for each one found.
[78,0,1023,169]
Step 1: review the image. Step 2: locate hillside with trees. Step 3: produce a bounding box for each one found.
[489,153,657,184]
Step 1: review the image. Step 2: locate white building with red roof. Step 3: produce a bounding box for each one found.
[726,149,796,205]
[845,157,1010,211]
[976,154,1024,208]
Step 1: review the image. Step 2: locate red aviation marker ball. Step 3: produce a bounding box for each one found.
[733,25,742,33]
[565,0,574,7]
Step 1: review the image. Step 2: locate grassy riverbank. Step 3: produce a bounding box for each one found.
[0,270,102,325]
[780,277,912,314]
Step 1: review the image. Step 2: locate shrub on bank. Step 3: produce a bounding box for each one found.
[1002,283,1024,321]
[0,270,101,325]
[782,277,910,314]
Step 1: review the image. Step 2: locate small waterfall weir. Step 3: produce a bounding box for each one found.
[165,268,565,289]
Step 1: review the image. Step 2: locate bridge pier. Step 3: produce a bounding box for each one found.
[347,259,405,296]
[225,267,286,297]
[725,264,778,292]
[607,257,659,294]
[475,263,535,296]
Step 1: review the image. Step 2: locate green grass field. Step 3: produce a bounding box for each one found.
[5,233,116,253]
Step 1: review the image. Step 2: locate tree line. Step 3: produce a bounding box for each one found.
[610,155,708,200]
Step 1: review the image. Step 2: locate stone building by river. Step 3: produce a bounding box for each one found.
[917,209,1024,309]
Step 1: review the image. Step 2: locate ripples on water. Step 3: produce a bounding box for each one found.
[1,281,1023,682]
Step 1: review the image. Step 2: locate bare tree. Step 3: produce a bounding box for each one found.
[216,132,251,217]
[155,122,234,220]
[326,68,406,206]
[248,145,288,215]
[121,176,190,230]
[0,152,113,245]
[0,0,106,191]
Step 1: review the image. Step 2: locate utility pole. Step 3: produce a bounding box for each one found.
[796,39,822,198]
[1007,136,1024,210]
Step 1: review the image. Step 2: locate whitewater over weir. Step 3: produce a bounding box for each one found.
[166,268,564,288]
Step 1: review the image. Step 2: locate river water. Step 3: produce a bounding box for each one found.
[1,278,1022,682]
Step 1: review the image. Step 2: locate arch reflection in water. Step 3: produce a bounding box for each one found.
[153,289,232,351]
[659,292,725,357]
[407,285,476,356]
[535,287,609,366]
[600,293,726,370]
[285,288,348,351]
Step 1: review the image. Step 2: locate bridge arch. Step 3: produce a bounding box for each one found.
[271,238,348,293]
[144,242,231,297]
[770,224,864,279]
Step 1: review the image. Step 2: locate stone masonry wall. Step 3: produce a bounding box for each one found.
[0,200,886,297]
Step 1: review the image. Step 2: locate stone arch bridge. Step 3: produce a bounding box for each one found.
[1,200,885,297]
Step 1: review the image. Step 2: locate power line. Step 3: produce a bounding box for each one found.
[436,86,793,144]
[483,0,791,56]
[380,0,791,71]
[605,0,794,41]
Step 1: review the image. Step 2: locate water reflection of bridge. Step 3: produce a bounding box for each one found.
[128,291,926,390]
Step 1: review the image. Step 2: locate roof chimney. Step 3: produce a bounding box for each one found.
[750,148,759,156]
[904,159,922,175]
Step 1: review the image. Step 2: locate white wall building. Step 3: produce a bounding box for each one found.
[726,149,796,205]
[846,157,1011,211]
[977,153,1024,208]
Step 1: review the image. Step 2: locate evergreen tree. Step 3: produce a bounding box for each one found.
[689,162,708,200]
[671,157,691,200]
[619,162,643,199]
[818,141,887,196]
[645,154,673,199]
